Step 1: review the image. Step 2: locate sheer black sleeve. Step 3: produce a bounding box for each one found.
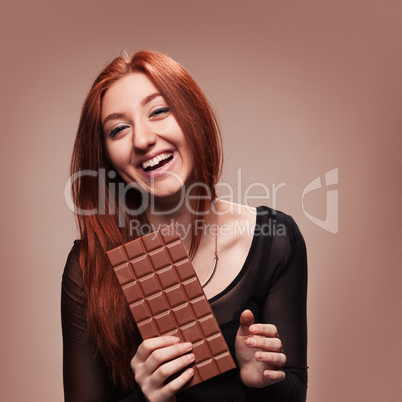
[61,241,145,402]
[245,212,308,401]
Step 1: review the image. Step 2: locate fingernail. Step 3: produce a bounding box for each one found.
[187,368,194,375]
[247,338,256,346]
[171,336,180,343]
[264,370,272,378]
[187,353,195,361]
[184,342,193,350]
[255,352,263,360]
[249,325,257,334]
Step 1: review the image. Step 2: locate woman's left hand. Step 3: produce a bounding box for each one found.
[235,309,287,388]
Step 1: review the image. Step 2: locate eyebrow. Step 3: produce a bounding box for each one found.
[102,112,127,126]
[102,92,163,126]
[141,92,162,107]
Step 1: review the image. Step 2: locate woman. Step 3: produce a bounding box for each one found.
[62,50,308,401]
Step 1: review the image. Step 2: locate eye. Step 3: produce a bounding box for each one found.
[109,124,129,138]
[149,107,170,119]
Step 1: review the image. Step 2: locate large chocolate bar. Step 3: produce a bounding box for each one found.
[106,224,236,388]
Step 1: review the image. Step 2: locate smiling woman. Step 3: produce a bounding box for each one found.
[62,50,308,401]
[102,73,194,202]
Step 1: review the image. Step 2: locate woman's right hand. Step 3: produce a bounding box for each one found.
[131,336,195,402]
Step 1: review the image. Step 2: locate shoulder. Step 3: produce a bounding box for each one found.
[248,206,308,276]
[212,199,257,251]
[63,240,82,278]
[213,199,257,233]
[256,206,305,243]
[256,206,307,279]
[61,240,86,303]
[61,241,90,348]
[215,201,303,242]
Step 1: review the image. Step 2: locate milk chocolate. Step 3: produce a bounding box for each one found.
[106,224,236,388]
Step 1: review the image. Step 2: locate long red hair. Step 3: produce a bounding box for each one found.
[70,50,222,388]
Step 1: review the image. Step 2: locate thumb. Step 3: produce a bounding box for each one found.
[238,309,255,337]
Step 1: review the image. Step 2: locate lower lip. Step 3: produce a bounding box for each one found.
[139,152,177,178]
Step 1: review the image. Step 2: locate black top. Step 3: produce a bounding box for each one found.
[61,206,308,401]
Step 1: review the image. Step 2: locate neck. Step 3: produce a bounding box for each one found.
[145,197,215,252]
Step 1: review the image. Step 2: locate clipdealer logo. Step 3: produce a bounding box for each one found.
[64,167,339,234]
[302,168,339,234]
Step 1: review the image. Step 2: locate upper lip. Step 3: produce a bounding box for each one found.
[136,150,175,169]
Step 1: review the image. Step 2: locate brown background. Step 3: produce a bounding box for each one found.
[1,1,401,401]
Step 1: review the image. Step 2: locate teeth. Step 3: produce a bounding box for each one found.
[142,152,172,170]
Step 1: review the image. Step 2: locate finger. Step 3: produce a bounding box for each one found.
[248,323,278,338]
[238,310,255,336]
[246,335,283,352]
[161,367,195,398]
[255,351,287,368]
[151,352,195,387]
[134,336,181,362]
[263,369,286,384]
[146,342,193,373]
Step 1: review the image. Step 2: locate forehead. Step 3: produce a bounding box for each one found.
[101,73,158,118]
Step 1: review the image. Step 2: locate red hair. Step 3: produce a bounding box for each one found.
[70,50,222,388]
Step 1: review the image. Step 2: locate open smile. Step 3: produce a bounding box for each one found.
[137,151,177,177]
[141,152,174,172]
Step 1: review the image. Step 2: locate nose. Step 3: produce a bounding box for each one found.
[132,122,156,153]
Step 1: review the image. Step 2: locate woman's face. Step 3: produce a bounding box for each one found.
[102,73,194,205]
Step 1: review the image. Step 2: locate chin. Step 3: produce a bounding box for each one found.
[152,187,186,201]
